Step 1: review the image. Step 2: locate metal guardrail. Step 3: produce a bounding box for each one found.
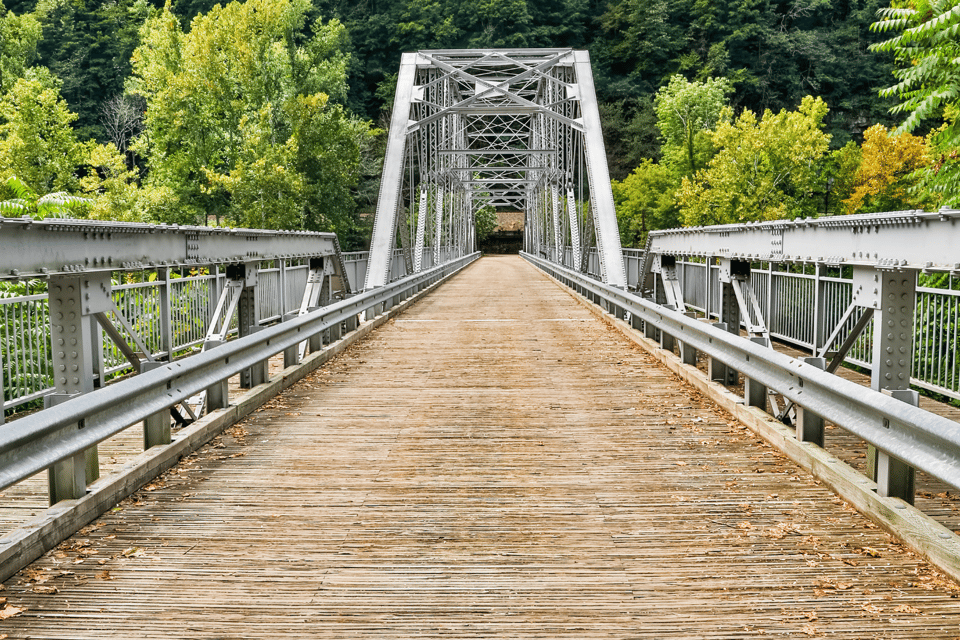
[523,251,960,493]
[0,252,479,492]
[666,259,960,401]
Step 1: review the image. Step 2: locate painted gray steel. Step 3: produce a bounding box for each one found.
[0,218,341,279]
[524,251,960,492]
[0,253,479,491]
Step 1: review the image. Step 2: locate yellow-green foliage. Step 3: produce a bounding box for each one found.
[678,96,831,226]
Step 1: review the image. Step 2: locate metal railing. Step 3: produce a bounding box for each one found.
[523,251,960,492]
[665,260,960,401]
[2,263,308,414]
[0,252,480,491]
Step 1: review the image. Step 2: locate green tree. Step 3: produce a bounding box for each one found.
[654,74,732,177]
[678,95,832,225]
[842,123,933,214]
[0,1,40,94]
[872,0,960,205]
[0,67,86,194]
[611,159,680,246]
[129,0,373,236]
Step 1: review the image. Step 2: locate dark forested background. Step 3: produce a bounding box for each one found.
[6,0,896,179]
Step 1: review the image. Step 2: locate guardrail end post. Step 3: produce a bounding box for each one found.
[140,361,171,448]
[876,389,919,505]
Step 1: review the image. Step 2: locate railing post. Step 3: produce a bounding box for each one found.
[203,339,229,412]
[795,357,826,446]
[679,311,698,365]
[877,389,919,504]
[861,268,917,483]
[743,337,770,410]
[48,274,105,488]
[233,262,264,389]
[140,361,171,448]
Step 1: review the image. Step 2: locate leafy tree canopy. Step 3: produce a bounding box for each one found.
[128,0,374,236]
[678,95,832,225]
[872,0,960,205]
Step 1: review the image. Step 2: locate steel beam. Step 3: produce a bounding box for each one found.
[0,219,341,280]
[646,209,960,271]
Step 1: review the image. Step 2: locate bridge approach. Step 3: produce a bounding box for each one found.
[3,256,960,638]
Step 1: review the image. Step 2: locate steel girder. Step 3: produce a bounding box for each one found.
[364,49,626,290]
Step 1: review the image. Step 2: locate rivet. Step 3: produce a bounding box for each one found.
[885,373,892,380]
[58,365,65,371]
[72,377,79,384]
[71,365,78,372]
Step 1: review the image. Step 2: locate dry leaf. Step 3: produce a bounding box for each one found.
[96,571,113,581]
[0,605,24,620]
[675,461,687,466]
[31,586,58,595]
[121,547,144,558]
[860,547,882,558]
[894,604,921,614]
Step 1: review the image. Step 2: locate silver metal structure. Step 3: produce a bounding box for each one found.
[525,249,960,506]
[364,49,626,290]
[637,209,960,504]
[0,219,352,504]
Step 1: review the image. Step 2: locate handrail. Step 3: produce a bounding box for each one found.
[523,251,960,491]
[0,252,480,491]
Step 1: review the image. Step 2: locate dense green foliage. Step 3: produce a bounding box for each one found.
[0,0,955,247]
[872,0,960,206]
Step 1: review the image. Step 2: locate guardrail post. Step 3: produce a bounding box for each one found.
[795,357,826,446]
[877,389,919,504]
[718,269,741,385]
[45,393,87,504]
[708,322,729,383]
[140,361,171,448]
[744,337,770,410]
[679,311,698,365]
[282,312,300,368]
[659,323,676,353]
[344,312,359,334]
[203,339,230,411]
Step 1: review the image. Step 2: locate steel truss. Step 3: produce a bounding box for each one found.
[641,209,960,504]
[0,219,352,504]
[365,49,626,290]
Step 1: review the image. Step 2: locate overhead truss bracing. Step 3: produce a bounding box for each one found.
[364,49,626,290]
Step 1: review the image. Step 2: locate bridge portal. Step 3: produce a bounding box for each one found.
[365,49,626,290]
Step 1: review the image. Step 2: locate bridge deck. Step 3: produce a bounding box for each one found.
[4,255,960,638]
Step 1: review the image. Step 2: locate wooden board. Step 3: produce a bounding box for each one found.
[3,255,960,638]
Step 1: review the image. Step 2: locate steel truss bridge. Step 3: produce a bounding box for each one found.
[1,49,960,637]
[365,48,626,290]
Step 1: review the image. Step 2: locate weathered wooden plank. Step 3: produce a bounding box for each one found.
[1,255,960,638]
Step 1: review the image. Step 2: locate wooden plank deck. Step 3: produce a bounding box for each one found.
[3,255,960,638]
